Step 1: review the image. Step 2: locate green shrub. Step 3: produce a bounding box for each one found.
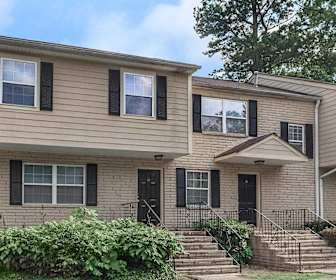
[0,208,182,279]
[197,219,252,264]
[305,220,336,233]
[321,227,336,243]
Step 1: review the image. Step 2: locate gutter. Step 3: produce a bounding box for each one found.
[315,100,321,216]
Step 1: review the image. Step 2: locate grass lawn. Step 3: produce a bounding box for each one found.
[246,271,334,280]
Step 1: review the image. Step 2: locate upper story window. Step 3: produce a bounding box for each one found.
[1,58,37,107]
[186,171,209,206]
[124,72,154,117]
[23,164,85,205]
[201,97,247,135]
[288,124,305,153]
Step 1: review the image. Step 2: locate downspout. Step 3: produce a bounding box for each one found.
[315,99,321,215]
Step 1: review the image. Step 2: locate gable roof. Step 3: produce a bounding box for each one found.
[0,36,200,74]
[214,133,308,166]
[214,133,274,158]
[192,76,320,101]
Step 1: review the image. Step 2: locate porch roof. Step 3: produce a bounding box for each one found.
[214,133,308,166]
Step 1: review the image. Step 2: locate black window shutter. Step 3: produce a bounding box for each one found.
[280,122,289,142]
[248,100,257,137]
[305,124,314,159]
[176,168,186,207]
[40,62,53,111]
[109,70,120,115]
[193,94,202,133]
[156,75,167,120]
[211,170,220,208]
[86,164,97,206]
[10,160,22,205]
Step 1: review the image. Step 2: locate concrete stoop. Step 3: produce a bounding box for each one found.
[251,230,336,271]
[172,230,240,278]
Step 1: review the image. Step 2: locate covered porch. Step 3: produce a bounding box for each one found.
[213,133,309,225]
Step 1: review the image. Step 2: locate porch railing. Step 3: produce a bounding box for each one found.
[272,208,336,234]
[254,209,302,271]
[176,203,243,272]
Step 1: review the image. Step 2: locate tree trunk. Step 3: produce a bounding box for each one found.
[252,0,258,72]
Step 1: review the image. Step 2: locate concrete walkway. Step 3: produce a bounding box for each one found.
[188,274,244,280]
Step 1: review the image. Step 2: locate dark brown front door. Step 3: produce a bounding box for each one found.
[138,169,161,224]
[238,174,257,225]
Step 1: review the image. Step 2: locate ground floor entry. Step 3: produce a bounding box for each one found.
[238,174,257,225]
[137,169,161,224]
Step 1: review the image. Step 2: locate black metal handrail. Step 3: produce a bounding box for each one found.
[272,208,336,233]
[141,199,166,228]
[254,209,302,271]
[176,202,244,269]
[307,209,336,229]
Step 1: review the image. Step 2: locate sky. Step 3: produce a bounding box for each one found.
[0,0,222,76]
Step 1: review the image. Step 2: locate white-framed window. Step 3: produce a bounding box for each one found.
[0,58,38,107]
[201,97,247,134]
[123,72,154,117]
[288,124,305,153]
[186,170,209,206]
[23,164,85,204]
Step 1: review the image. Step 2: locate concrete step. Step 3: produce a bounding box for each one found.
[281,253,336,262]
[264,239,328,247]
[176,250,227,259]
[173,230,207,236]
[180,236,213,243]
[256,233,321,240]
[183,242,218,250]
[256,230,311,235]
[175,257,233,267]
[275,246,336,255]
[176,265,240,275]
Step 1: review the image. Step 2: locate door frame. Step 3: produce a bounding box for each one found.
[237,172,261,213]
[136,167,164,223]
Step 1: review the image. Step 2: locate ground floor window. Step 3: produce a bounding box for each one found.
[186,171,209,206]
[23,164,85,204]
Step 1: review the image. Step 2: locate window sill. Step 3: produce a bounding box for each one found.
[0,103,39,111]
[121,114,156,121]
[200,131,248,138]
[21,204,87,208]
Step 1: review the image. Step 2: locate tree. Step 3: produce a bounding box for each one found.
[194,0,336,82]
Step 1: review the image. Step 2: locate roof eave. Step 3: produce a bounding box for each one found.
[0,36,201,74]
[193,82,321,101]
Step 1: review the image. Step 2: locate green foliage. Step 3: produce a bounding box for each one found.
[305,220,336,233]
[0,265,177,280]
[321,227,336,243]
[198,219,252,264]
[194,0,336,83]
[0,208,182,279]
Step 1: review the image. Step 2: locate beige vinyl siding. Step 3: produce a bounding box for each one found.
[0,52,189,157]
[255,74,336,168]
[318,89,336,167]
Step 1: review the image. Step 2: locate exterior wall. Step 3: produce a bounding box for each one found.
[318,88,336,168]
[0,84,316,228]
[0,50,189,157]
[254,73,336,168]
[0,150,165,227]
[163,85,316,227]
[323,172,336,220]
